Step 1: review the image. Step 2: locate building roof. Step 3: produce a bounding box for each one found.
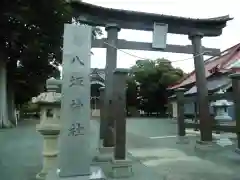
[184,75,231,95]
[70,1,232,36]
[169,43,240,90]
[90,68,105,81]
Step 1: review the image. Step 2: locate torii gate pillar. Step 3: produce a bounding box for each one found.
[103,24,121,148]
[189,32,212,143]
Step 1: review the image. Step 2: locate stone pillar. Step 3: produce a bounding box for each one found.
[59,24,91,177]
[103,23,120,148]
[111,68,133,178]
[175,88,188,144]
[229,73,240,153]
[35,78,61,180]
[47,24,105,180]
[189,32,212,142]
[0,59,10,128]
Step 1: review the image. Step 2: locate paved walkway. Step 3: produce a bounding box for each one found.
[0,120,42,180]
[126,118,240,180]
[0,118,240,180]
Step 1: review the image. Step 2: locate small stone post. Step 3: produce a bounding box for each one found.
[111,68,133,178]
[229,73,240,153]
[34,78,61,180]
[175,88,188,144]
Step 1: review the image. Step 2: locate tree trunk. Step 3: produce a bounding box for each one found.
[7,82,16,126]
[0,59,11,128]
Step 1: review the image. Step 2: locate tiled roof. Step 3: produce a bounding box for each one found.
[184,75,231,95]
[169,43,240,89]
[220,49,240,70]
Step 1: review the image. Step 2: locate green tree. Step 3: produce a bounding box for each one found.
[126,75,139,115]
[1,0,102,106]
[0,0,102,127]
[1,0,71,106]
[127,58,185,115]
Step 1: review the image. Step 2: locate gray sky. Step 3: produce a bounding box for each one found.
[85,0,240,73]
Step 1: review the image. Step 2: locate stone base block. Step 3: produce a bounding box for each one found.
[36,154,58,180]
[98,139,104,149]
[46,166,105,180]
[93,146,113,164]
[99,146,113,154]
[93,146,114,163]
[93,153,113,163]
[91,109,100,117]
[111,159,133,178]
[176,136,189,144]
[194,140,216,151]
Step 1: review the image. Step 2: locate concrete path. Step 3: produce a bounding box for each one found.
[0,120,42,180]
[0,118,240,180]
[126,118,240,180]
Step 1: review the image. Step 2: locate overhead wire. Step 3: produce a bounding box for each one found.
[102,41,213,63]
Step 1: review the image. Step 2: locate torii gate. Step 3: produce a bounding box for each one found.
[70,1,231,149]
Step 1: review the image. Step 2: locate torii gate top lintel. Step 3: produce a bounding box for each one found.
[69,0,232,36]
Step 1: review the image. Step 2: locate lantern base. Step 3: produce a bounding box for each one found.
[214,113,232,122]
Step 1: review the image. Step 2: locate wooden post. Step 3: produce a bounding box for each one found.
[94,86,113,162]
[229,73,240,152]
[111,68,132,178]
[175,88,188,143]
[189,33,212,142]
[194,102,199,131]
[112,68,128,159]
[99,87,105,142]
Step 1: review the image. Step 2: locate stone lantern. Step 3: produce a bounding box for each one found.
[211,89,233,125]
[34,77,62,180]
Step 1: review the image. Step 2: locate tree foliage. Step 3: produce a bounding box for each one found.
[126,58,185,115]
[0,0,102,106]
[0,0,71,105]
